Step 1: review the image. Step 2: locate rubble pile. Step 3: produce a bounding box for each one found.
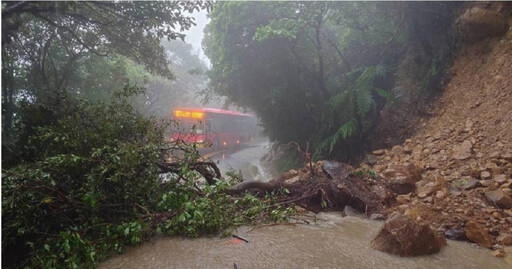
[363,36,512,259]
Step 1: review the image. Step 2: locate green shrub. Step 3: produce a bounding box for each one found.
[2,85,291,268]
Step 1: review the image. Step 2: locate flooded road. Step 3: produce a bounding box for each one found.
[101,213,509,269]
[101,142,509,269]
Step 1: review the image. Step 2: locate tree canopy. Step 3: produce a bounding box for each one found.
[203,1,459,161]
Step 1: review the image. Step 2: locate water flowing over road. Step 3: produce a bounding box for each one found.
[101,142,509,269]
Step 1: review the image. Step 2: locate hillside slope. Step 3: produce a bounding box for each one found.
[367,28,512,255]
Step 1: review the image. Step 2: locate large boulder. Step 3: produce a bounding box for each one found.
[371,212,446,256]
[465,221,493,248]
[485,189,512,209]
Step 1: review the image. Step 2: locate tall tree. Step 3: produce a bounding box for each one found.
[1,1,211,131]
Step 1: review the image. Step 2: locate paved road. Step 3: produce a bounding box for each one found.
[207,140,272,182]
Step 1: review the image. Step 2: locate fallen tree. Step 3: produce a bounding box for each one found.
[226,160,396,214]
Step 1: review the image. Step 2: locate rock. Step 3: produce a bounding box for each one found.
[494,174,508,184]
[373,149,385,156]
[370,213,386,221]
[502,183,512,189]
[386,164,423,194]
[460,178,480,190]
[479,180,492,187]
[452,140,473,160]
[371,212,446,256]
[435,190,447,199]
[284,175,302,184]
[403,146,412,154]
[391,145,403,153]
[485,190,512,209]
[418,191,429,198]
[502,153,512,162]
[469,168,481,178]
[445,228,467,241]
[465,221,493,248]
[481,171,491,180]
[492,249,505,258]
[365,154,377,165]
[456,6,508,42]
[498,234,512,245]
[321,161,354,180]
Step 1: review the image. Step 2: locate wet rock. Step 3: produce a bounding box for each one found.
[465,221,493,248]
[371,212,445,256]
[492,249,505,258]
[445,228,467,241]
[498,234,512,245]
[485,189,512,209]
[452,140,473,160]
[343,205,362,217]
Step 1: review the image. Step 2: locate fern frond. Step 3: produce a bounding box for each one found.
[327,118,357,154]
[355,87,374,117]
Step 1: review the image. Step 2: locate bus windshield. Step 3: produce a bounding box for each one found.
[176,120,204,134]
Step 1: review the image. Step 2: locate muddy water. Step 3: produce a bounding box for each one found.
[101,213,508,269]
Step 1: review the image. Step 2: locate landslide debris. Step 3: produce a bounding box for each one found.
[227,161,396,214]
[362,6,512,259]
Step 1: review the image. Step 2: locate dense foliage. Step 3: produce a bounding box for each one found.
[1,2,291,268]
[2,86,292,268]
[203,2,461,161]
[1,1,210,139]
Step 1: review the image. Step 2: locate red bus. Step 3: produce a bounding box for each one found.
[171,107,257,148]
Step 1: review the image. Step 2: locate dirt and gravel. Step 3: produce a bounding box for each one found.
[362,31,512,260]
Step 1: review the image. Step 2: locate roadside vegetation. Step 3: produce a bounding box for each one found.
[2,86,292,268]
[1,2,291,268]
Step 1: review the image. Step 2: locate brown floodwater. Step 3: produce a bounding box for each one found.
[101,213,509,269]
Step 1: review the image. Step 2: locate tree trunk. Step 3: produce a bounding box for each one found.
[315,23,330,100]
